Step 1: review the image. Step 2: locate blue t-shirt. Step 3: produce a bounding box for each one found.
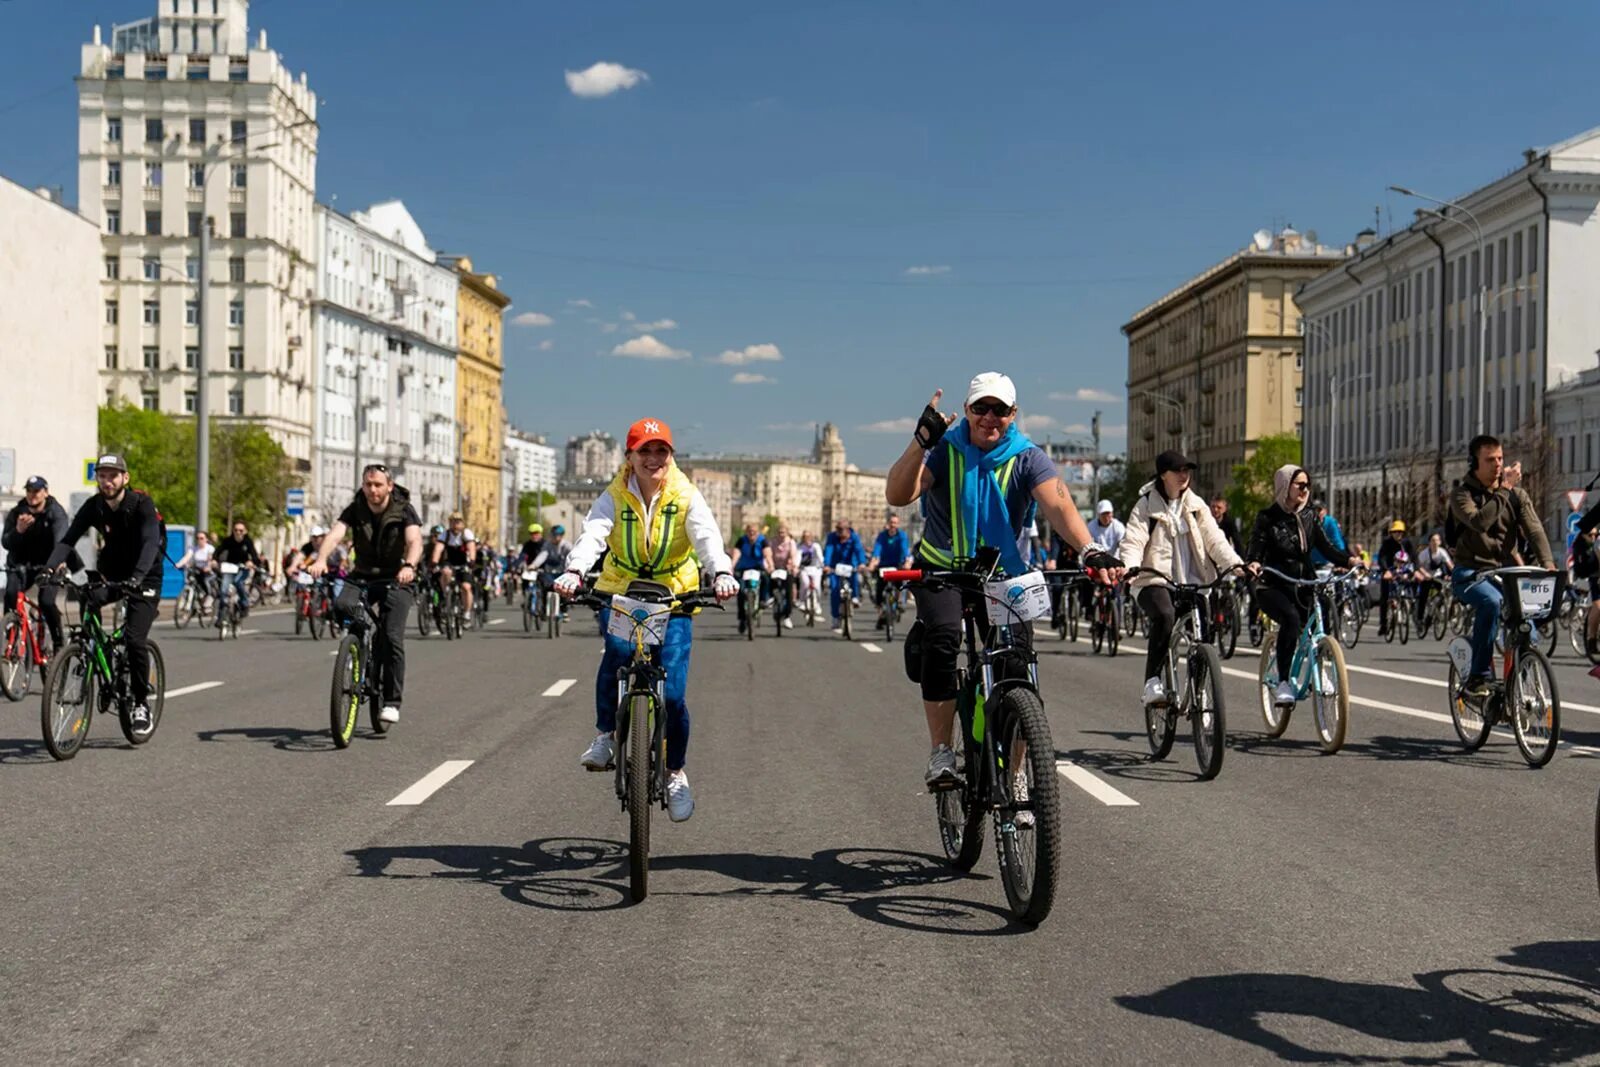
[824,530,865,567]
[734,534,768,572]
[873,529,911,567]
[918,442,1056,567]
[1311,515,1347,565]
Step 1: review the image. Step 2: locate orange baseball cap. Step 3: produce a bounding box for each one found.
[626,417,674,452]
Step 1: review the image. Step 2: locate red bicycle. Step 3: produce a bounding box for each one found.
[292,572,330,640]
[2,567,54,702]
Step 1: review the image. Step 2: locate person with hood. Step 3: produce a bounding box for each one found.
[3,475,72,649]
[1246,465,1361,705]
[309,463,423,725]
[1117,450,1245,709]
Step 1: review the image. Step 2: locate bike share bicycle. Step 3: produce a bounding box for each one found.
[1251,566,1351,753]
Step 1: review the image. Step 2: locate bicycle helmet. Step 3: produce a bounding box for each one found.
[432,524,445,537]
[310,525,327,537]
[528,523,543,534]
[1389,519,1407,533]
[551,525,565,535]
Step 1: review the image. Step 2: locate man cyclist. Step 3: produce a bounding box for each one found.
[1309,499,1348,567]
[527,524,572,621]
[732,521,774,635]
[213,520,261,623]
[885,373,1121,788]
[1210,495,1243,556]
[3,475,71,650]
[309,464,422,724]
[868,513,911,629]
[1449,435,1555,699]
[1082,499,1126,620]
[824,517,865,633]
[1376,519,1419,638]
[429,512,478,625]
[45,454,164,734]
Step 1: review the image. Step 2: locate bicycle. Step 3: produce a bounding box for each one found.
[41,575,166,760]
[292,571,328,640]
[473,570,491,631]
[544,575,565,640]
[1210,574,1243,659]
[1090,576,1121,656]
[769,568,792,637]
[1445,566,1563,767]
[1381,573,1418,645]
[798,565,823,627]
[832,563,858,639]
[172,569,213,629]
[739,568,764,642]
[876,573,906,643]
[1251,566,1351,753]
[883,549,1061,925]
[520,567,541,633]
[328,577,403,748]
[1131,569,1231,781]
[2,566,55,702]
[214,562,245,640]
[570,580,724,902]
[1417,575,1452,642]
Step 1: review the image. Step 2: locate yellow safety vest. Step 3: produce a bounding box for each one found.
[595,463,701,595]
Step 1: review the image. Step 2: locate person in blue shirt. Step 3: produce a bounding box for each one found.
[868,513,911,628]
[823,517,866,631]
[1309,499,1347,566]
[731,521,773,635]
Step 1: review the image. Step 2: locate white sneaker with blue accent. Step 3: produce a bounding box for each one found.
[666,770,695,822]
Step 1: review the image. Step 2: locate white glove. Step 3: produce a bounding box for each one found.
[554,571,582,597]
[713,573,738,600]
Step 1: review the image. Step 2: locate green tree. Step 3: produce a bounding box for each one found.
[1095,459,1147,520]
[1224,434,1303,523]
[516,490,558,533]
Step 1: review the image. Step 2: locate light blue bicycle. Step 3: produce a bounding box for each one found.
[1253,566,1350,753]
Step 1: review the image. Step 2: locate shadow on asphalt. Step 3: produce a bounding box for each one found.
[347,837,1028,933]
[1115,938,1600,1064]
[194,725,367,752]
[1064,732,1204,783]
[1225,732,1530,770]
[0,734,131,764]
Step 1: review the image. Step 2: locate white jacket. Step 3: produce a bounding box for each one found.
[1116,480,1242,591]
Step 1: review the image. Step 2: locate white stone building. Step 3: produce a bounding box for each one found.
[565,431,623,480]
[1298,125,1600,542]
[77,0,319,472]
[505,429,559,496]
[311,202,459,526]
[0,179,102,521]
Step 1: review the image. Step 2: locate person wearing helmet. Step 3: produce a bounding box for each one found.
[429,511,479,624]
[1377,519,1418,638]
[287,524,341,578]
[527,523,573,621]
[1081,498,1126,620]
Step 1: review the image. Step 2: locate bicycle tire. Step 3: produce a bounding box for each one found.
[368,652,390,735]
[118,640,165,745]
[41,645,94,760]
[1067,608,1078,643]
[522,594,533,633]
[1398,609,1410,645]
[1446,660,1493,751]
[744,590,756,642]
[1311,635,1349,754]
[174,587,193,629]
[1431,593,1449,641]
[329,635,361,747]
[842,605,852,640]
[1248,610,1263,648]
[309,604,324,640]
[1189,643,1226,780]
[994,686,1060,925]
[549,606,561,640]
[1541,617,1557,659]
[1145,660,1177,761]
[1091,615,1104,654]
[1509,647,1559,768]
[627,693,652,902]
[294,602,304,636]
[1218,606,1238,660]
[1257,633,1290,738]
[1,615,31,702]
[1341,602,1362,648]
[1107,611,1119,656]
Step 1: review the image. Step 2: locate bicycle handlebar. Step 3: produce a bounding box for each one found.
[568,587,727,613]
[1253,565,1349,587]
[1122,566,1239,592]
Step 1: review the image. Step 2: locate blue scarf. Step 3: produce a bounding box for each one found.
[947,418,1035,575]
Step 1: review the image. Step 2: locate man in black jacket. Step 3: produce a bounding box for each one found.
[46,454,165,733]
[3,475,71,648]
[213,520,262,621]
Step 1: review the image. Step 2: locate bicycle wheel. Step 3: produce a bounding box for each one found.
[368,655,390,735]
[1509,648,1560,768]
[294,598,305,636]
[744,590,756,642]
[1248,609,1264,648]
[1397,608,1410,645]
[41,645,95,760]
[841,601,852,640]
[418,595,433,637]
[1091,613,1104,654]
[1541,617,1557,659]
[174,587,193,629]
[329,634,362,748]
[118,640,165,745]
[1340,601,1362,648]
[1218,605,1238,660]
[1145,660,1177,761]
[626,693,652,902]
[549,604,561,640]
[994,686,1060,925]
[1431,593,1449,641]
[1446,659,1492,751]
[1257,632,1290,738]
[1188,644,1226,781]
[522,592,533,633]
[1107,609,1120,656]
[1310,636,1349,754]
[309,603,324,640]
[1067,606,1078,643]
[936,717,985,871]
[1,615,31,702]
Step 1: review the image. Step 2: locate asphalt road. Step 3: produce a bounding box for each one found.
[1,593,1597,1065]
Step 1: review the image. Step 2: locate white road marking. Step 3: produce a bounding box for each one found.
[235,629,260,636]
[387,760,474,806]
[1338,659,1600,716]
[542,678,577,697]
[1056,760,1140,806]
[861,643,883,653]
[166,681,224,698]
[489,618,506,626]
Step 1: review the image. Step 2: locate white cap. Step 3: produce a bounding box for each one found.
[310,525,327,537]
[965,371,1017,409]
[1096,499,1113,514]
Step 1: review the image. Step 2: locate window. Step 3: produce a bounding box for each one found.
[187,62,208,81]
[189,118,206,144]
[145,162,162,187]
[228,300,244,326]
[105,299,119,325]
[188,211,203,237]
[1512,306,1522,353]
[189,163,205,188]
[145,118,164,143]
[1529,225,1540,272]
[142,256,160,280]
[105,209,121,235]
[185,346,198,369]
[105,345,119,369]
[185,257,198,281]
[106,160,121,186]
[227,388,243,415]
[104,256,120,280]
[230,119,246,143]
[228,256,244,282]
[142,300,160,325]
[1528,301,1538,349]
[1498,239,1508,287]
[145,63,166,81]
[142,390,159,412]
[230,163,246,188]
[142,345,159,369]
[107,116,122,142]
[229,212,245,238]
[1295,387,1303,407]
[183,390,197,414]
[144,209,161,235]
[185,300,198,326]
[229,62,247,82]
[1513,232,1523,278]
[228,345,244,369]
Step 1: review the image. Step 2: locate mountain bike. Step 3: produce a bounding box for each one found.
[883,550,1061,925]
[328,578,402,748]
[833,563,857,639]
[1132,569,1230,781]
[1090,577,1120,656]
[1445,566,1563,767]
[571,581,724,902]
[41,576,166,760]
[291,571,329,639]
[520,567,541,633]
[2,566,54,702]
[1047,570,1082,642]
[1210,574,1242,659]
[172,570,213,629]
[214,562,243,640]
[739,569,764,642]
[1252,567,1350,753]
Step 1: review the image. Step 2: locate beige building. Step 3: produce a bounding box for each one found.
[1122,227,1345,495]
[678,466,733,536]
[442,255,510,537]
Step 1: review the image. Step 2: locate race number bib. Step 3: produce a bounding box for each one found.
[770,569,788,582]
[607,596,672,646]
[834,564,855,578]
[1517,576,1556,617]
[294,571,314,586]
[741,569,764,584]
[984,570,1051,625]
[219,562,240,575]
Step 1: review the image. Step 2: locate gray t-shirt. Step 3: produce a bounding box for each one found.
[918,443,1056,566]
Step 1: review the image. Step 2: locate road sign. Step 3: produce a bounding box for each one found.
[1567,510,1583,553]
[84,459,98,485]
[1568,489,1587,512]
[285,488,306,517]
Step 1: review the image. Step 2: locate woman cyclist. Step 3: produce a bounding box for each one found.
[554,417,737,823]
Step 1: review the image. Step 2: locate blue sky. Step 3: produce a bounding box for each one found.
[4,0,1600,468]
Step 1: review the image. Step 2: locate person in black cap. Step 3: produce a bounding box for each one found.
[3,475,72,649]
[46,453,165,735]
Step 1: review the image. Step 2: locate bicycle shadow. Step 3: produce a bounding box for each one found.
[194,725,355,752]
[0,734,135,764]
[1224,731,1525,770]
[347,837,1024,933]
[1058,744,1203,784]
[1115,938,1600,1064]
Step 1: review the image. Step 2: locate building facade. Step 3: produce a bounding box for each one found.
[0,180,102,521]
[677,467,733,537]
[1547,363,1600,556]
[78,1,320,468]
[1298,126,1600,541]
[565,431,623,480]
[1122,228,1345,496]
[311,201,458,525]
[505,429,558,496]
[442,255,510,537]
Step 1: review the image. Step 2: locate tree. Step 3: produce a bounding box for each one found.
[516,490,558,533]
[1224,434,1302,523]
[1096,458,1147,520]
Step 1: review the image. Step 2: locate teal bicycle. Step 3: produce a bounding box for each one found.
[41,576,167,760]
[1252,566,1350,753]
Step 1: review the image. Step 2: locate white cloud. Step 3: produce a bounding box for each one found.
[630,318,679,333]
[1062,421,1128,437]
[620,310,636,321]
[565,62,650,98]
[731,372,775,385]
[904,265,952,276]
[710,343,783,366]
[612,334,689,360]
[511,311,553,327]
[599,322,620,334]
[1047,387,1118,403]
[763,421,813,431]
[1062,423,1090,434]
[566,298,593,309]
[1021,414,1057,432]
[860,417,917,433]
[538,339,554,351]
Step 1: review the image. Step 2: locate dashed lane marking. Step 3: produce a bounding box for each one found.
[1056,760,1140,806]
[166,681,224,698]
[387,760,474,806]
[861,643,883,653]
[489,618,506,626]
[542,679,577,697]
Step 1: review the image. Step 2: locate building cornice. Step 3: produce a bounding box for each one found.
[1122,253,1342,336]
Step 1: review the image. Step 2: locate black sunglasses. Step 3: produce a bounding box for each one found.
[968,401,1015,418]
[1290,480,1310,489]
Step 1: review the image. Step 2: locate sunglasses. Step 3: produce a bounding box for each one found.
[968,401,1015,418]
[1291,480,1310,490]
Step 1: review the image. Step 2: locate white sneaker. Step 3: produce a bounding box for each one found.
[831,622,841,633]
[1273,681,1298,706]
[1142,677,1166,707]
[580,733,614,771]
[1012,770,1036,829]
[666,770,694,822]
[924,744,960,788]
[783,617,794,630]
[128,703,153,735]
[379,705,400,724]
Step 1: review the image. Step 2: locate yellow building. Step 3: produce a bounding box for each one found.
[444,256,511,539]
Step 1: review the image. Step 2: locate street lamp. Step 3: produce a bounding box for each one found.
[1133,388,1187,458]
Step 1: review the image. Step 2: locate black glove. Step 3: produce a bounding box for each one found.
[1081,548,1121,572]
[914,405,949,450]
